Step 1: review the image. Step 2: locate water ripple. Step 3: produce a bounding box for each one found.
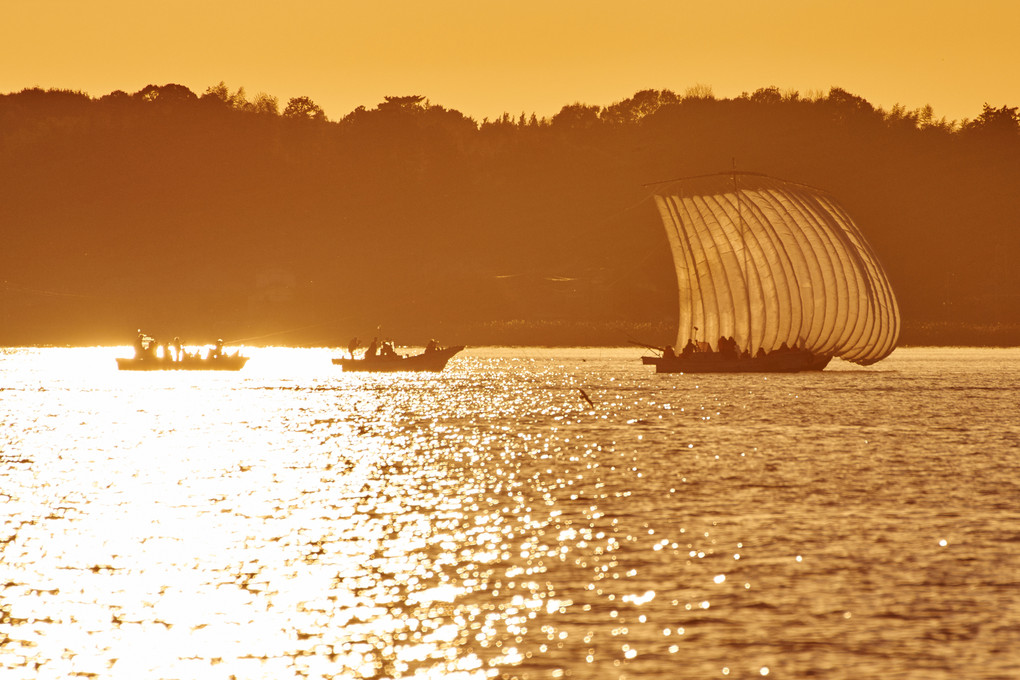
[1,347,1019,679]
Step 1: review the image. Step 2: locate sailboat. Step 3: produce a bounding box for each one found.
[643,172,900,373]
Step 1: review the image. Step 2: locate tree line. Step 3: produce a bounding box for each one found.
[1,83,1017,346]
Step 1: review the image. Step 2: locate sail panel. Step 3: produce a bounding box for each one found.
[702,194,746,348]
[654,196,695,345]
[740,193,798,352]
[769,188,843,351]
[755,190,817,348]
[652,173,900,365]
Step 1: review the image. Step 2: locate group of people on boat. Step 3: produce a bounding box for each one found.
[347,336,444,361]
[133,331,233,362]
[661,336,809,362]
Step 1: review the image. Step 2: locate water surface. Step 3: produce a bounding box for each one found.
[2,346,1018,679]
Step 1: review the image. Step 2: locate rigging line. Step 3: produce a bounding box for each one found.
[1,280,97,299]
[484,193,656,282]
[225,322,333,345]
[602,194,655,227]
[643,169,770,187]
[643,170,836,198]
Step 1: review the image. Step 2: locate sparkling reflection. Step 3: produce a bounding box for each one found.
[2,347,1019,679]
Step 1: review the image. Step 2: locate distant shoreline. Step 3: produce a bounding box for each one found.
[2,321,1017,350]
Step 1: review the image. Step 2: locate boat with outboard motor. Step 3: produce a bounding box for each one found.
[332,341,463,373]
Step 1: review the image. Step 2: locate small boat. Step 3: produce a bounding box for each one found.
[643,172,900,373]
[116,354,248,371]
[117,333,248,371]
[332,345,464,373]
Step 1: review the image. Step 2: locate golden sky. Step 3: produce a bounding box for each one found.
[3,0,1017,123]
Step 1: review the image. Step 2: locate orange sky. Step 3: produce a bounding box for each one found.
[3,0,1017,123]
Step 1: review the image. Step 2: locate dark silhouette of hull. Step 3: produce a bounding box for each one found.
[332,346,464,373]
[643,350,831,373]
[116,355,249,371]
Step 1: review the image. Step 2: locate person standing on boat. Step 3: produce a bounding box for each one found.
[172,337,182,362]
[425,339,439,353]
[718,336,738,358]
[366,337,378,359]
[348,337,360,359]
[134,331,146,359]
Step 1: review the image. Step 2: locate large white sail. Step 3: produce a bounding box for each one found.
[653,173,899,365]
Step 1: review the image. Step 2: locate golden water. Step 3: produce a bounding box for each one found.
[2,347,1018,679]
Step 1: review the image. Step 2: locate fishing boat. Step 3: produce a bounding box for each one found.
[116,354,249,371]
[117,334,248,371]
[332,345,464,372]
[639,345,832,373]
[643,172,900,373]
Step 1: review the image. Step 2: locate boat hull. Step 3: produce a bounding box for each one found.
[116,356,249,371]
[332,346,464,373]
[644,351,831,373]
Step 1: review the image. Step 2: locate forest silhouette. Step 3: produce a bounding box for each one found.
[1,83,1017,347]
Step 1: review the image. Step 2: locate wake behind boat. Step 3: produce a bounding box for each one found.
[642,172,900,373]
[333,338,463,373]
[117,333,248,371]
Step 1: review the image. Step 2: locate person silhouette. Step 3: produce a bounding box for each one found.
[134,331,145,359]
